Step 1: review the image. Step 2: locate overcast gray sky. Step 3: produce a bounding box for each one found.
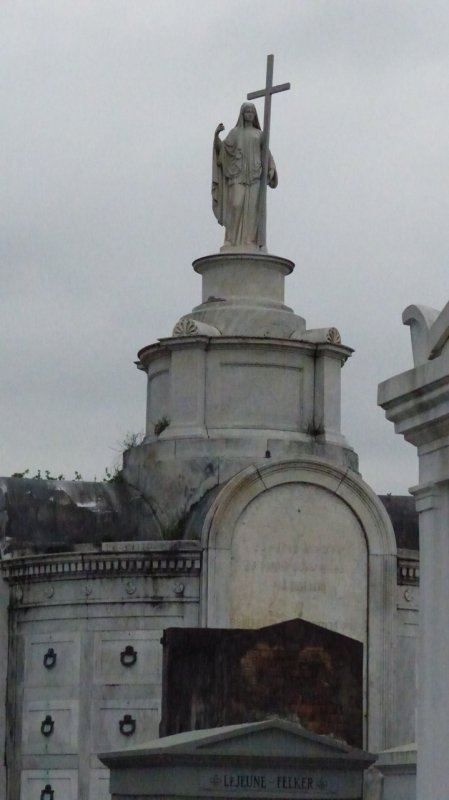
[2,0,449,493]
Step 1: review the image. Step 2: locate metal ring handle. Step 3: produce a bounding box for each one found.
[40,714,54,737]
[43,647,57,669]
[119,713,136,736]
[120,645,137,667]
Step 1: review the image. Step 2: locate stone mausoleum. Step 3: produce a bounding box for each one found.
[0,62,420,800]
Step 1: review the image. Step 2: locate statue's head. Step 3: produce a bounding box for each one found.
[236,102,261,129]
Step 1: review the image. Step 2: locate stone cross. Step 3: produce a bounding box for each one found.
[247,54,290,249]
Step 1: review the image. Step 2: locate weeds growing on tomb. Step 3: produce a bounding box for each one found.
[154,416,170,436]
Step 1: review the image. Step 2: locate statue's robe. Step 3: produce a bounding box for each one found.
[212,125,277,248]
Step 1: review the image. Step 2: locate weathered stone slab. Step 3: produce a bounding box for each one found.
[160,619,363,747]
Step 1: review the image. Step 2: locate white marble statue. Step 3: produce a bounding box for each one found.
[212,102,277,250]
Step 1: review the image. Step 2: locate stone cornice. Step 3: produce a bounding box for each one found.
[1,544,202,584]
[378,354,449,446]
[137,335,353,371]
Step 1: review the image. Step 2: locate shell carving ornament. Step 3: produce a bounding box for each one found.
[173,317,199,337]
[326,327,341,344]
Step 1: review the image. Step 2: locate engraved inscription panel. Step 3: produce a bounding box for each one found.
[197,766,362,798]
[230,484,367,644]
[200,768,346,797]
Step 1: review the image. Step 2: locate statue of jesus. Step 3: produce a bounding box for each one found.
[212,102,278,251]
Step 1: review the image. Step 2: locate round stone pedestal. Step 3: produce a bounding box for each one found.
[193,252,294,308]
[190,252,305,338]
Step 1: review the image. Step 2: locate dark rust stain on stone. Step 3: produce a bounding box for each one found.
[161,618,363,747]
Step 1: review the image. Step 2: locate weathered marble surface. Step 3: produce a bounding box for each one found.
[3,540,201,800]
[131,248,355,536]
[138,336,351,447]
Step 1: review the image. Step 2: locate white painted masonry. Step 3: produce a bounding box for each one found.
[379,301,449,800]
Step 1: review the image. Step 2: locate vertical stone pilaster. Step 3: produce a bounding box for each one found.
[314,347,342,439]
[412,482,449,799]
[166,339,208,438]
[365,552,397,752]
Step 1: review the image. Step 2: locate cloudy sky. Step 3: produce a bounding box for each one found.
[2,0,449,493]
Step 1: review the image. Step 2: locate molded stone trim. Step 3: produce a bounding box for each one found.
[201,458,397,555]
[410,483,441,512]
[378,351,449,447]
[2,548,202,584]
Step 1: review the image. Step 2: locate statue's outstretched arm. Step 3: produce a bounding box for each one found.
[214,123,225,154]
